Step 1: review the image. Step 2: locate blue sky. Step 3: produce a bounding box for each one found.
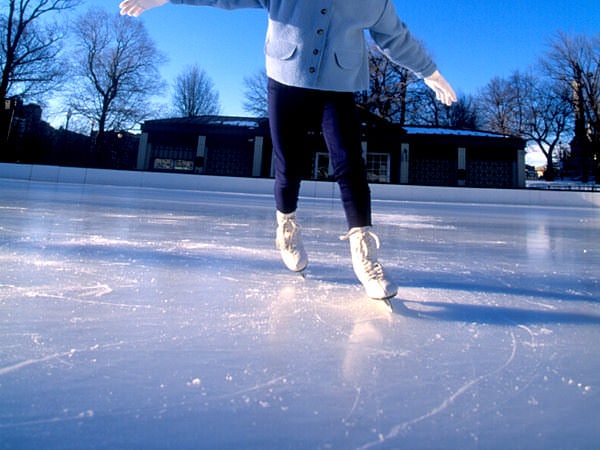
[87,0,598,118]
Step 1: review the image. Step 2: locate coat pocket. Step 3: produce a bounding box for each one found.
[265,38,297,61]
[334,49,363,70]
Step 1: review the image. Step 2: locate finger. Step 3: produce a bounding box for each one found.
[439,90,451,106]
[437,90,449,106]
[439,86,456,106]
[119,4,132,15]
[121,6,141,17]
[119,1,141,16]
[119,0,132,13]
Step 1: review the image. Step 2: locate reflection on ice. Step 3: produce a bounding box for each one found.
[0,178,599,449]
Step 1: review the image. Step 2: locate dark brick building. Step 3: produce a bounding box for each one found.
[138,112,527,188]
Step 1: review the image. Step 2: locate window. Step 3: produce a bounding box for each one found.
[314,152,331,180]
[366,153,390,183]
[152,158,194,172]
[174,160,194,171]
[153,158,173,170]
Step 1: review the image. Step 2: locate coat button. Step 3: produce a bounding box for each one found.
[313,48,319,55]
[309,67,316,73]
[320,8,327,14]
[316,29,324,35]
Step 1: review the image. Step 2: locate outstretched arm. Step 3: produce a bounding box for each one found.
[120,0,169,17]
[121,0,267,16]
[424,70,457,106]
[369,1,457,107]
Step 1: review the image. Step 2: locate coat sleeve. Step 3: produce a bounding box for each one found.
[368,0,437,78]
[169,0,267,9]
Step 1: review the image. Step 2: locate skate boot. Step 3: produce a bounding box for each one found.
[341,226,398,300]
[276,211,308,272]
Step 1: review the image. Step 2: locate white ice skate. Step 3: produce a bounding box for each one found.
[341,226,398,300]
[276,211,308,272]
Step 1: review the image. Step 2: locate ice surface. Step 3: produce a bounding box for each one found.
[0,178,599,449]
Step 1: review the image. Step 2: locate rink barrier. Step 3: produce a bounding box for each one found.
[0,163,598,208]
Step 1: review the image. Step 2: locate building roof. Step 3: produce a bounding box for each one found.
[143,115,268,130]
[403,126,514,139]
[142,115,524,148]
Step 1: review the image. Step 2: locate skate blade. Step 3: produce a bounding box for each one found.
[376,297,394,312]
[289,267,307,279]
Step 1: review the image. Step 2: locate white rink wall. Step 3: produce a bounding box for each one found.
[1,162,598,208]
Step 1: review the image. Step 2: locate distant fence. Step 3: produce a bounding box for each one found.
[527,181,599,192]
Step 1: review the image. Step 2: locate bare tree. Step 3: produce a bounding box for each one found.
[446,94,480,129]
[67,7,165,135]
[542,32,600,181]
[477,74,527,135]
[477,70,572,179]
[404,81,453,127]
[520,78,572,180]
[355,46,478,129]
[0,0,80,101]
[172,64,220,117]
[242,68,267,117]
[355,47,418,125]
[401,81,479,129]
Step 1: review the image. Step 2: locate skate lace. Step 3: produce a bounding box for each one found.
[340,229,385,281]
[277,217,301,252]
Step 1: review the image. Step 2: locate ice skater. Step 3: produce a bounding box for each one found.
[120,0,457,300]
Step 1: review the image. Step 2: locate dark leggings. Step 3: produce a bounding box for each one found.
[268,78,371,229]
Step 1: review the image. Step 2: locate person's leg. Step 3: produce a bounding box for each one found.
[268,78,315,271]
[320,92,371,229]
[268,78,314,214]
[320,92,397,299]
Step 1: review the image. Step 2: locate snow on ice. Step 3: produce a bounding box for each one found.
[0,176,599,449]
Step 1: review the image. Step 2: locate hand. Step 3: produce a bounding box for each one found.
[424,70,457,107]
[119,0,168,17]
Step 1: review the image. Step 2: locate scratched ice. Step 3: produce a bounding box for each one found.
[0,178,599,449]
